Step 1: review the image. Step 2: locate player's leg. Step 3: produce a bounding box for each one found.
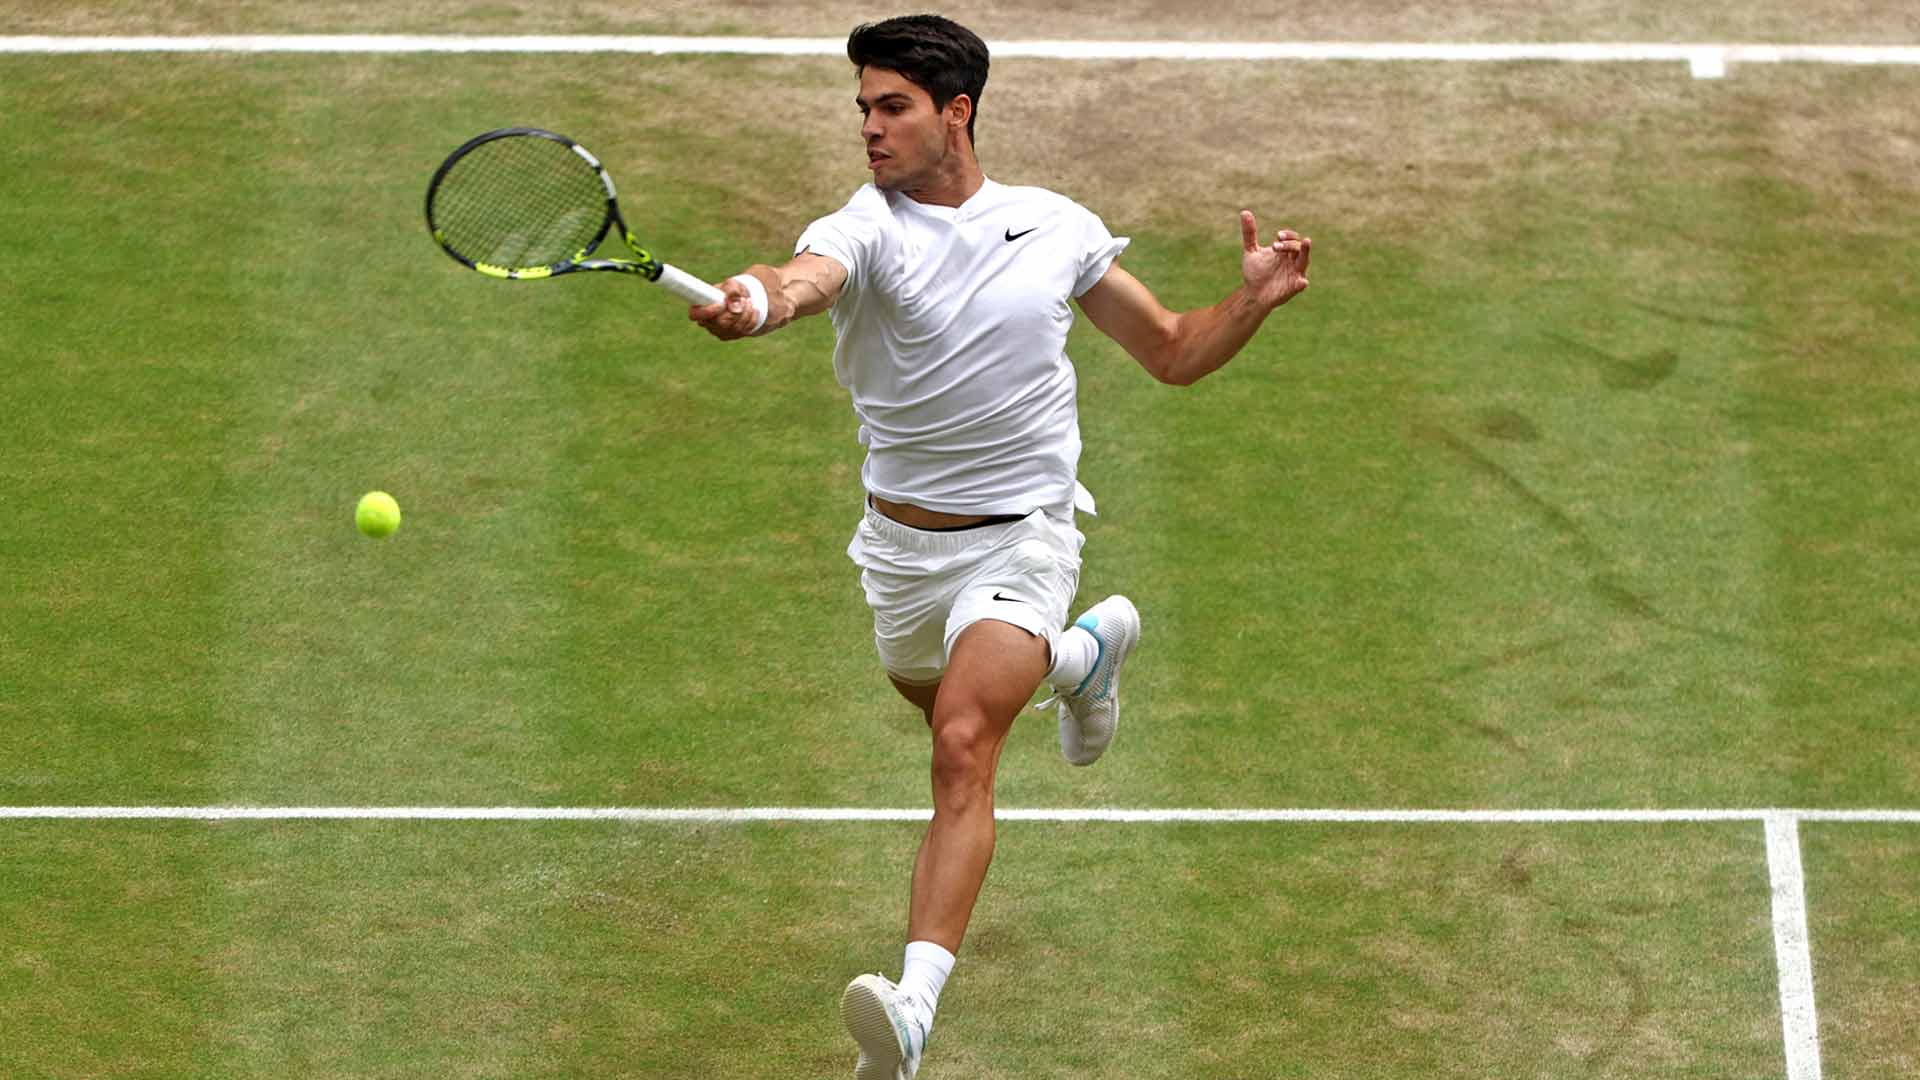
[908,618,1050,949]
[842,508,1105,1078]
[843,512,980,1079]
[844,617,1048,1080]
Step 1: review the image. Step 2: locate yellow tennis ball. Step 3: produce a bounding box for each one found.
[355,491,401,538]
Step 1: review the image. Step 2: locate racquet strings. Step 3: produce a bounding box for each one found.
[433,135,610,271]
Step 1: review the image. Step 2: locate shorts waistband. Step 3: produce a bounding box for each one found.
[862,502,1033,556]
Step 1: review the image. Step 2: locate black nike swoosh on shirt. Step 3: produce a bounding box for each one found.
[1004,227,1039,242]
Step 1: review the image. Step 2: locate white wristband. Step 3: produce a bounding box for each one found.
[728,274,770,334]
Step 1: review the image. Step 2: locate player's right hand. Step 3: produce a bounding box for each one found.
[690,276,762,340]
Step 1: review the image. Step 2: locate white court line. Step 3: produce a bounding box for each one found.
[1766,813,1824,1080]
[3,805,1918,822]
[2,36,1920,79]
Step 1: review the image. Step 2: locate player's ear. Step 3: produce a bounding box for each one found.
[946,93,973,135]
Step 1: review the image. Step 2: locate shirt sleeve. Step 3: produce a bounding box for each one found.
[795,189,886,296]
[1072,205,1131,298]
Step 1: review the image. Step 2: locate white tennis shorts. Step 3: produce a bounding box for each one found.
[846,501,1085,685]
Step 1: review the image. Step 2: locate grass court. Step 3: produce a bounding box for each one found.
[2,4,1917,1076]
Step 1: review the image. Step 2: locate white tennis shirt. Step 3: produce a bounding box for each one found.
[795,178,1129,517]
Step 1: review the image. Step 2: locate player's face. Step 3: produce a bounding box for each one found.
[856,67,954,193]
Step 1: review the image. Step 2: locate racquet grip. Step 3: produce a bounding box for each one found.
[655,264,725,306]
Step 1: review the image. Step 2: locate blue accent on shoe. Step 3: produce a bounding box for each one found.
[1070,614,1104,697]
[889,1011,911,1057]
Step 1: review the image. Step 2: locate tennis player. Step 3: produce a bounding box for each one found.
[692,14,1310,1078]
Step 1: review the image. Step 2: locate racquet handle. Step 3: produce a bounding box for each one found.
[655,264,725,306]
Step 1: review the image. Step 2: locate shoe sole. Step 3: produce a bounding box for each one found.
[842,976,907,1080]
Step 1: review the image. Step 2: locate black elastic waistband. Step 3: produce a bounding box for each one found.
[919,512,1030,533]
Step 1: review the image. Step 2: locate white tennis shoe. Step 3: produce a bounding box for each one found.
[842,973,928,1080]
[1049,595,1140,766]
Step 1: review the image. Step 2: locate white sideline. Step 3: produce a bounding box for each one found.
[1765,813,1823,1080]
[3,36,1920,80]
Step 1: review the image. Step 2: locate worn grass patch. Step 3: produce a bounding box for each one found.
[7,0,1919,42]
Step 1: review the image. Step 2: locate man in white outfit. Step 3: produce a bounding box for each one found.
[692,14,1311,1078]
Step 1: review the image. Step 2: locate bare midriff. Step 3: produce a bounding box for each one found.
[869,495,1003,530]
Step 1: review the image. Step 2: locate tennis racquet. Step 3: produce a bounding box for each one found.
[425,127,723,304]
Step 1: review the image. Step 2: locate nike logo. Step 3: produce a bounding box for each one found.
[1004,226,1039,242]
[992,591,1027,604]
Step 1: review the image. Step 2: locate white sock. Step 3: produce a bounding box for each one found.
[1045,625,1099,691]
[897,940,955,1026]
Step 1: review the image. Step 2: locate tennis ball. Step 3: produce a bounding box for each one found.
[355,491,402,538]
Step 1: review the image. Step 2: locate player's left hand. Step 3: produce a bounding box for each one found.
[1239,210,1311,310]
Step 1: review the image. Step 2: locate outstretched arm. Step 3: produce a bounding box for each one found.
[1076,210,1310,386]
[690,251,849,340]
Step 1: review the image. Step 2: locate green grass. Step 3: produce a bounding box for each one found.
[1,39,1918,1079]
[1803,827,1920,1077]
[0,820,1792,1079]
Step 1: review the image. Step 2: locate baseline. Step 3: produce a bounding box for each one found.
[2,805,1917,822]
[2,36,1920,80]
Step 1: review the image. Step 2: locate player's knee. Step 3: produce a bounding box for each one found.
[928,712,994,803]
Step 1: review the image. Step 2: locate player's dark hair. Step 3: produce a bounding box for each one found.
[847,14,990,145]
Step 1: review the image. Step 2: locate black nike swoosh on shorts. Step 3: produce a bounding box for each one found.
[992,591,1028,603]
